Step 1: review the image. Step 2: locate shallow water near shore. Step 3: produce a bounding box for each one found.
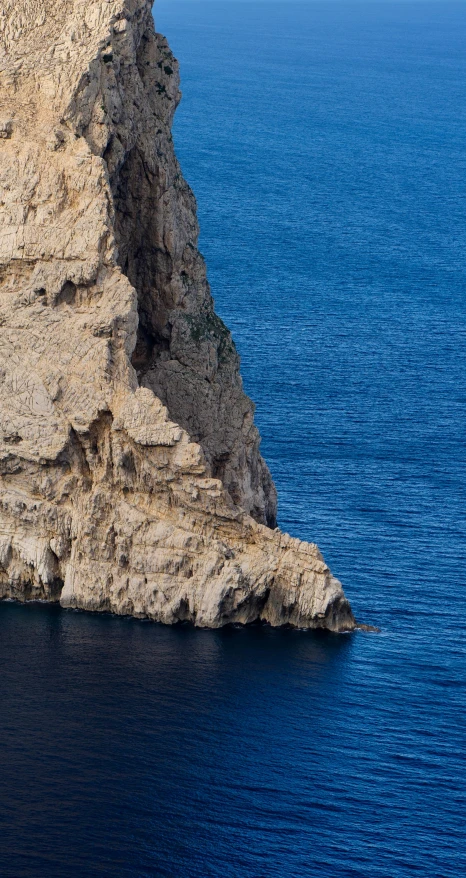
[1,2,465,876]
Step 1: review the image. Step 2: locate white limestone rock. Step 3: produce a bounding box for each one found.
[0,0,356,631]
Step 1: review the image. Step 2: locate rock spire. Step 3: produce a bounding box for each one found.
[0,0,356,630]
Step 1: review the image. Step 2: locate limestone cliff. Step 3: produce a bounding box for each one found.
[0,0,356,630]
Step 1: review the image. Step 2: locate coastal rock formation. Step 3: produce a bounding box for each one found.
[0,0,356,630]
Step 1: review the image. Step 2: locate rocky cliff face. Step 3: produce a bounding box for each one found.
[0,0,356,631]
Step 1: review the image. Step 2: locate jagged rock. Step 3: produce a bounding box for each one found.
[0,0,356,631]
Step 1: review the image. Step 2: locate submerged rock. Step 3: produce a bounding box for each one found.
[0,0,357,631]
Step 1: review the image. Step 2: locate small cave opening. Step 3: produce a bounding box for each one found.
[55,281,77,307]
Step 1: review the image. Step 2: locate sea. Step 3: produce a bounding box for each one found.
[1,2,465,875]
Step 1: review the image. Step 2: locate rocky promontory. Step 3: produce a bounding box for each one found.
[0,0,356,631]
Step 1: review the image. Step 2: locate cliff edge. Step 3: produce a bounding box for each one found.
[0,0,356,631]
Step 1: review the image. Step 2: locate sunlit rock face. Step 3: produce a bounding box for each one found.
[0,0,355,631]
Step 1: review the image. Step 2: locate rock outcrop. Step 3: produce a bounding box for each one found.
[0,0,356,631]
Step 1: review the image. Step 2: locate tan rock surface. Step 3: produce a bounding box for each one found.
[0,0,356,630]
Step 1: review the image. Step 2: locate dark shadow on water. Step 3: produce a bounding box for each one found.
[0,598,355,678]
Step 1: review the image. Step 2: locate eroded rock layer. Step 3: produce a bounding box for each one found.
[0,0,356,630]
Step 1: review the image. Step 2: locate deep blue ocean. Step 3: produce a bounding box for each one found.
[1,2,465,875]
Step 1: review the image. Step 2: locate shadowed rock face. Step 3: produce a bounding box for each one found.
[0,0,356,631]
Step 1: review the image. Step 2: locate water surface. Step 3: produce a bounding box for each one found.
[1,3,465,875]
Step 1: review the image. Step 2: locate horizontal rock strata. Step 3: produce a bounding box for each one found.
[0,0,356,631]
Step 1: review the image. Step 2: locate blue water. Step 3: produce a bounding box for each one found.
[1,2,465,875]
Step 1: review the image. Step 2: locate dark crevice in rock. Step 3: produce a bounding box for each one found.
[103,23,277,528]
